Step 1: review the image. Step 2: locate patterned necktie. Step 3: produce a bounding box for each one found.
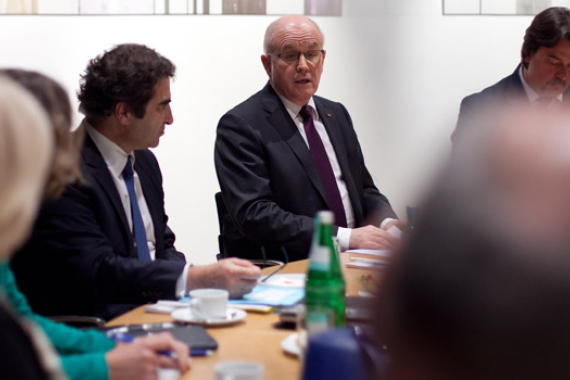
[122,156,152,262]
[299,105,348,228]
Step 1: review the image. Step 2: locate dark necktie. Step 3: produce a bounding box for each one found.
[299,105,348,228]
[122,156,152,262]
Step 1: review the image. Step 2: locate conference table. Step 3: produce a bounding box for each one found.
[106,252,385,380]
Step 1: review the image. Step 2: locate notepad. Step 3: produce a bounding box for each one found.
[260,273,305,288]
[228,285,305,307]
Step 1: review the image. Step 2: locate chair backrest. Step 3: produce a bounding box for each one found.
[214,192,284,267]
[214,192,226,261]
[215,190,264,259]
[50,315,105,328]
[214,192,226,232]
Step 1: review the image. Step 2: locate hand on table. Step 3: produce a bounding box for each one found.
[349,225,400,250]
[106,332,190,380]
[187,258,262,298]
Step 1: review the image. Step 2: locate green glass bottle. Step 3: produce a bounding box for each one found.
[304,211,346,336]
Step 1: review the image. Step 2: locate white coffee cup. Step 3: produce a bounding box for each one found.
[189,288,228,319]
[215,361,264,380]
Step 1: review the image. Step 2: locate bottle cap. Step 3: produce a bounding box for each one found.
[317,210,334,225]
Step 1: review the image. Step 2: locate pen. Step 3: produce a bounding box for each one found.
[108,332,178,359]
[107,332,213,358]
[261,247,289,283]
[190,348,214,357]
[260,263,285,282]
[107,332,135,343]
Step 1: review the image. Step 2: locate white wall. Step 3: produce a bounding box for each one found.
[0,0,535,264]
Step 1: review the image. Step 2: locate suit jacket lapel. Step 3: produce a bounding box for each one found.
[261,84,329,206]
[83,135,134,253]
[314,97,364,223]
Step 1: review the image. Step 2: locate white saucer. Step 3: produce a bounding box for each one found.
[281,332,302,357]
[171,307,246,326]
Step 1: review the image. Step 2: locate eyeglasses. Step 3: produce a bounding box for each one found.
[267,50,325,65]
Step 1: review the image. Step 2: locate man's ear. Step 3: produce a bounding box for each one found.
[522,53,531,69]
[114,102,133,125]
[261,54,272,78]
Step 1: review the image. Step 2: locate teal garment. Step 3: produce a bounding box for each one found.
[0,261,115,380]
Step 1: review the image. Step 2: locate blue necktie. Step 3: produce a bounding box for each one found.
[122,156,152,262]
[299,105,348,228]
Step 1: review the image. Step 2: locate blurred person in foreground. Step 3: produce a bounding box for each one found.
[1,69,190,379]
[215,15,399,262]
[379,104,570,380]
[12,44,260,321]
[0,75,60,380]
[453,6,570,144]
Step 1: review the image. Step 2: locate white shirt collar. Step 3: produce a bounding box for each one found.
[82,119,134,179]
[273,88,319,121]
[518,65,564,103]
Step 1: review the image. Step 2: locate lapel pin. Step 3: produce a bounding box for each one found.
[326,113,332,117]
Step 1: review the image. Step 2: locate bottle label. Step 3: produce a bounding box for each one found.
[309,246,330,272]
[306,309,334,336]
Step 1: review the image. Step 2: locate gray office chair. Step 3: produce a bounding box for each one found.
[50,315,106,328]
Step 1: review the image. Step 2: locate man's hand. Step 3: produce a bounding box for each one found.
[106,332,190,380]
[349,225,399,250]
[187,258,262,298]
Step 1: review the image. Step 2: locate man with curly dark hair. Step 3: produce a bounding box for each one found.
[13,44,260,320]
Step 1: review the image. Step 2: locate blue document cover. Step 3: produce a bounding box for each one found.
[228,285,305,307]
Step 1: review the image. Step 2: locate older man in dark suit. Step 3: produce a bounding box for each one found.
[215,15,400,262]
[13,44,260,320]
[453,6,570,144]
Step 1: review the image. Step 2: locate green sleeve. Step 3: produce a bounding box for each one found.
[1,261,35,318]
